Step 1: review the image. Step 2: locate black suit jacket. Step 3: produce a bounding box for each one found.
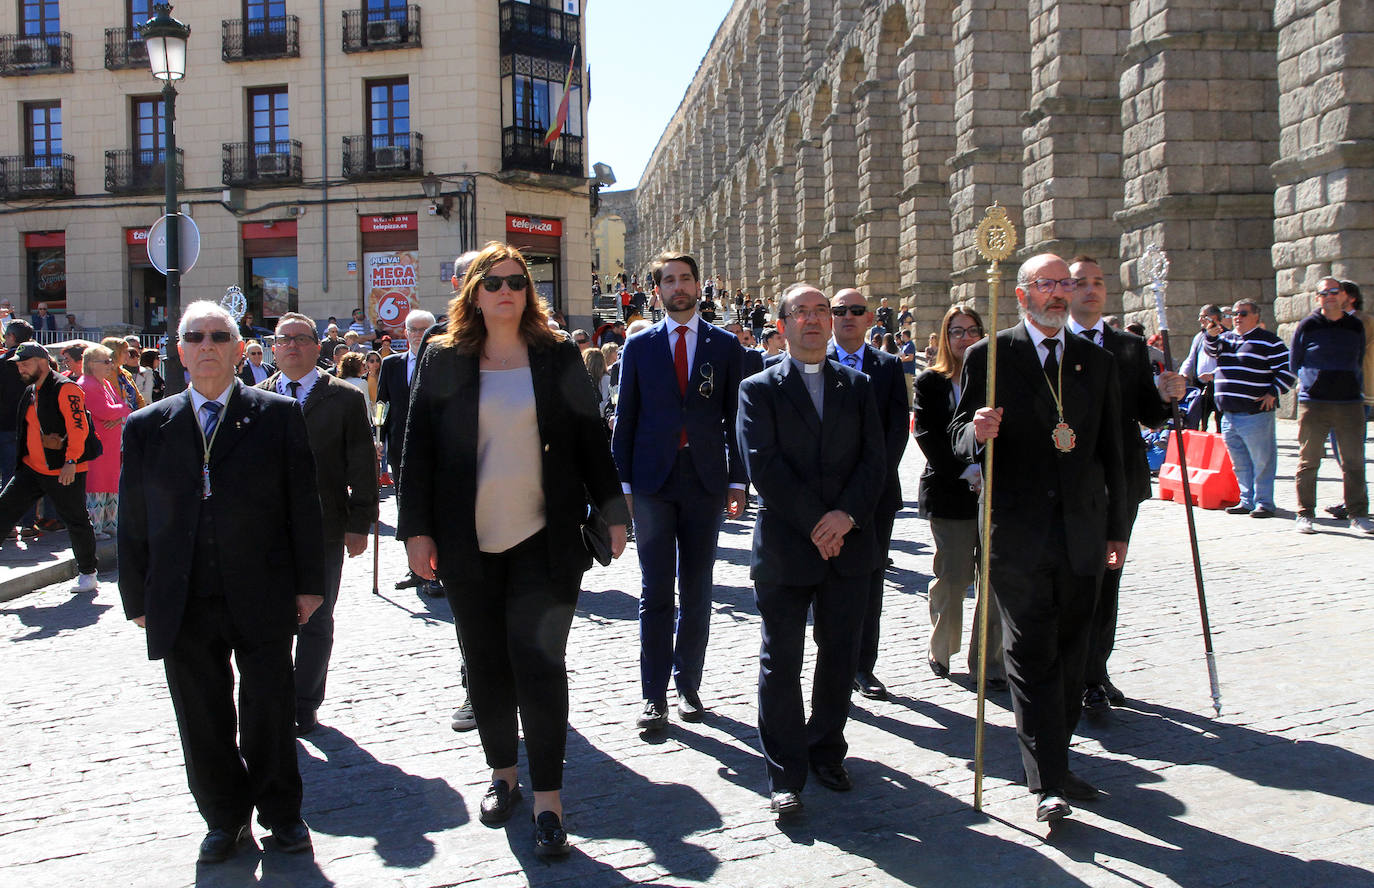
[376,351,413,454]
[396,338,630,581]
[951,323,1127,577]
[828,343,909,515]
[259,372,378,543]
[743,347,765,378]
[118,382,326,660]
[1095,326,1169,504]
[912,368,978,520]
[763,352,787,368]
[738,359,886,585]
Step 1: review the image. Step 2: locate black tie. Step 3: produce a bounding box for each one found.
[1080,328,1097,345]
[1043,338,1060,378]
[288,381,300,402]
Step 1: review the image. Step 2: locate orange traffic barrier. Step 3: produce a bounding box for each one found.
[1157,430,1241,510]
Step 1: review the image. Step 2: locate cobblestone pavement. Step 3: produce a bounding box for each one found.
[2,419,1371,888]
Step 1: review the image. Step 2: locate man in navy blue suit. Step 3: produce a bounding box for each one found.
[827,288,909,700]
[738,283,886,816]
[612,251,747,733]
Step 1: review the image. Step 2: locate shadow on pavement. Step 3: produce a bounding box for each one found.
[296,724,469,869]
[1,589,110,641]
[191,840,336,888]
[848,692,1025,786]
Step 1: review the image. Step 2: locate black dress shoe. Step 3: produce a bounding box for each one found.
[853,671,887,700]
[198,824,251,863]
[769,791,804,817]
[270,819,312,854]
[1083,685,1111,714]
[636,699,668,732]
[928,660,950,679]
[394,573,423,589]
[479,779,522,824]
[986,675,1009,692]
[810,761,853,792]
[423,580,446,597]
[1061,772,1101,802]
[533,810,571,858]
[1036,792,1072,822]
[1225,503,1252,514]
[677,689,704,723]
[294,710,318,737]
[1100,678,1126,707]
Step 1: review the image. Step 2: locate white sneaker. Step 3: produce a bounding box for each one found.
[1351,516,1374,535]
[74,572,98,592]
[1294,515,1316,535]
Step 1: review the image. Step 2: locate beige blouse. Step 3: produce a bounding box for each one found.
[474,367,546,553]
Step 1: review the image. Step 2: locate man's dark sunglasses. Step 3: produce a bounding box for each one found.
[480,274,529,293]
[181,330,234,344]
[831,305,868,317]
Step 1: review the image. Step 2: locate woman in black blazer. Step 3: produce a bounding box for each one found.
[912,305,1005,687]
[397,242,629,858]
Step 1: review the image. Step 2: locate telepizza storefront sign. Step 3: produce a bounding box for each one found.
[506,215,562,238]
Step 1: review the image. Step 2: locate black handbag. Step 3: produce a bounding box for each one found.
[581,500,613,567]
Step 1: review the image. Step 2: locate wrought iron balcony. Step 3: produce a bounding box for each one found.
[223,140,303,186]
[0,155,74,198]
[0,33,73,76]
[342,6,420,53]
[223,15,299,61]
[502,126,583,178]
[342,133,423,179]
[105,148,184,194]
[104,27,148,70]
[498,1,579,56]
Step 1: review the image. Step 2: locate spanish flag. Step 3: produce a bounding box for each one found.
[543,45,579,146]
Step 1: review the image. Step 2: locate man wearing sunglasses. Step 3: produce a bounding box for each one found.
[612,251,747,733]
[826,288,909,701]
[118,301,325,863]
[1289,278,1370,534]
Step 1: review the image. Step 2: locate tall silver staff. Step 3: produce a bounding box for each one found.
[972,204,1017,811]
[1143,243,1222,717]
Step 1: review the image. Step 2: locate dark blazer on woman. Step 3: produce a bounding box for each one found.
[396,337,629,582]
[912,367,979,520]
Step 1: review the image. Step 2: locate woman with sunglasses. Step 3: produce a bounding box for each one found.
[397,242,628,859]
[76,344,130,540]
[912,305,1005,687]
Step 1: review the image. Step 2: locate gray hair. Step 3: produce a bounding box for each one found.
[178,301,240,341]
[454,250,482,280]
[405,309,436,330]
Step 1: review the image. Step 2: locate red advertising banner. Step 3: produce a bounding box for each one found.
[506,215,563,238]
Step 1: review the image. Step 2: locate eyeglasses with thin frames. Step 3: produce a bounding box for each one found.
[275,333,318,347]
[784,306,831,321]
[1029,278,1078,294]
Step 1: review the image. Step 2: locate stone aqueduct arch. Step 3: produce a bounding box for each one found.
[622,0,1372,354]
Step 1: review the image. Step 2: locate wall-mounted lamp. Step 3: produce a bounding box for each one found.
[422,173,452,219]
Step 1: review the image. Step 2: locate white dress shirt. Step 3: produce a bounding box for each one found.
[276,368,320,403]
[1067,317,1106,346]
[1024,321,1067,368]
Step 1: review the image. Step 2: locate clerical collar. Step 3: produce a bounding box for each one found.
[789,355,823,374]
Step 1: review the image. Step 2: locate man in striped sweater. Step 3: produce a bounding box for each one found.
[1203,300,1296,518]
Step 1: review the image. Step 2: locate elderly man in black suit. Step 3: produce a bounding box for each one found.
[263,312,378,736]
[827,287,909,700]
[951,253,1127,823]
[738,283,886,818]
[1066,256,1184,715]
[119,301,325,862]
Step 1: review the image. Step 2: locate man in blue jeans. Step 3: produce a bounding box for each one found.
[1203,300,1297,517]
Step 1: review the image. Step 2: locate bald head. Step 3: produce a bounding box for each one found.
[831,288,871,353]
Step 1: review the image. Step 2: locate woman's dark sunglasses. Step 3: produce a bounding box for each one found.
[181,330,234,344]
[480,274,529,293]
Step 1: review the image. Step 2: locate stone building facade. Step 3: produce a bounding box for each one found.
[624,0,1372,356]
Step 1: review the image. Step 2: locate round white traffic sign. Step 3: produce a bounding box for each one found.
[146,213,202,275]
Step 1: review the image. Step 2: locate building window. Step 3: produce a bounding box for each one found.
[25,232,66,315]
[132,95,166,156]
[245,0,286,21]
[249,87,289,144]
[243,222,300,322]
[24,102,60,166]
[366,0,409,21]
[502,56,582,137]
[22,0,61,35]
[127,0,153,30]
[367,78,409,145]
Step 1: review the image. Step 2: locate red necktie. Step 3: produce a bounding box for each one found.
[675,325,689,447]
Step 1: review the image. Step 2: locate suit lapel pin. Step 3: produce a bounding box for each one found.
[1074,364,1081,371]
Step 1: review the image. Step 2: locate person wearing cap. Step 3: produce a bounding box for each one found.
[0,343,100,591]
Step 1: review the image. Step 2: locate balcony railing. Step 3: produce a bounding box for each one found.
[105,148,184,194]
[342,133,423,179]
[498,1,579,56]
[0,154,75,198]
[223,140,303,186]
[342,5,420,52]
[0,33,73,76]
[502,126,583,178]
[104,27,148,70]
[223,15,300,61]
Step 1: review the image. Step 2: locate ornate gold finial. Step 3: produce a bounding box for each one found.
[975,203,1017,263]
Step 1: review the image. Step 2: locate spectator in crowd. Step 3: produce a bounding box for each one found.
[398,242,628,858]
[876,297,894,333]
[237,311,258,341]
[881,332,900,356]
[571,329,593,351]
[1,320,35,486]
[348,308,370,337]
[759,328,783,360]
[362,350,382,416]
[583,346,612,419]
[329,343,349,374]
[1180,304,1230,432]
[1346,281,1374,420]
[345,330,365,353]
[913,306,1004,688]
[898,328,917,403]
[0,343,99,591]
[102,337,146,412]
[897,303,914,329]
[76,344,129,541]
[58,343,84,377]
[749,300,769,342]
[0,299,14,323]
[924,332,938,365]
[140,349,166,402]
[64,313,80,333]
[338,352,368,394]
[238,340,272,385]
[377,336,394,359]
[320,325,344,364]
[30,302,56,332]
[378,308,438,595]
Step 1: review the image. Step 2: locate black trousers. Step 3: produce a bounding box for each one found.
[857,507,897,674]
[443,530,579,792]
[164,595,301,830]
[1084,501,1140,687]
[755,570,867,794]
[0,463,97,574]
[294,538,344,716]
[991,516,1099,794]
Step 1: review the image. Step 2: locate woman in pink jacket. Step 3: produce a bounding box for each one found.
[76,345,130,540]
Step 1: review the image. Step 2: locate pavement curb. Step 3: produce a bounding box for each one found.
[0,539,117,603]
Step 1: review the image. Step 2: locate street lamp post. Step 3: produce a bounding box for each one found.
[139,3,190,394]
